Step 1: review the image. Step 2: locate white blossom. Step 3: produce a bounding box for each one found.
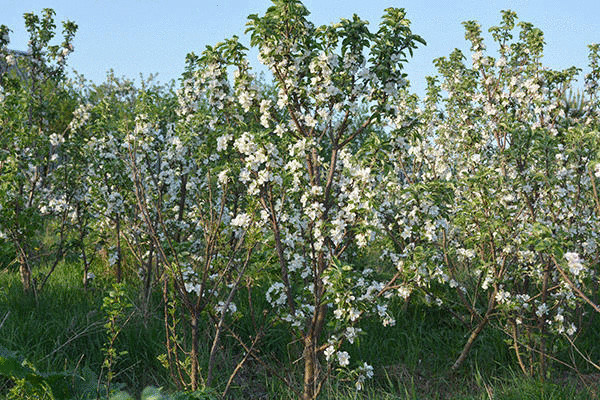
[337,351,350,367]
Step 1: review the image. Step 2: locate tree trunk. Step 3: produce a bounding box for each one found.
[19,260,31,292]
[190,313,199,391]
[302,335,317,400]
[538,261,550,380]
[302,300,327,400]
[142,245,153,324]
[115,214,122,283]
[81,234,90,289]
[452,285,498,371]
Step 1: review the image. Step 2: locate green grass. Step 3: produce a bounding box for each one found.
[1,262,598,399]
[0,262,168,397]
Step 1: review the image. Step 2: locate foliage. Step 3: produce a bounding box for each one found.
[101,282,133,397]
[0,9,78,293]
[0,347,71,399]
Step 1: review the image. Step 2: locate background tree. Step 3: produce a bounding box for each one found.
[0,10,77,292]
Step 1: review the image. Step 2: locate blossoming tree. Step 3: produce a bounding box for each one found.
[0,10,77,292]
[383,11,600,376]
[222,1,425,398]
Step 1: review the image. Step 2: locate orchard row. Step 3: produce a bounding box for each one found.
[1,3,599,399]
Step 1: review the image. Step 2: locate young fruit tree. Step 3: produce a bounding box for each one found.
[384,11,600,376]
[0,10,77,293]
[194,1,426,398]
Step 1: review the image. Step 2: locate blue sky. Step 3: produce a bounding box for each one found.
[2,0,599,95]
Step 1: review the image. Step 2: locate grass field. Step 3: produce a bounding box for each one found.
[0,261,598,399]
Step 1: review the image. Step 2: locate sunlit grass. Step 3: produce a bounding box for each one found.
[1,262,598,399]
